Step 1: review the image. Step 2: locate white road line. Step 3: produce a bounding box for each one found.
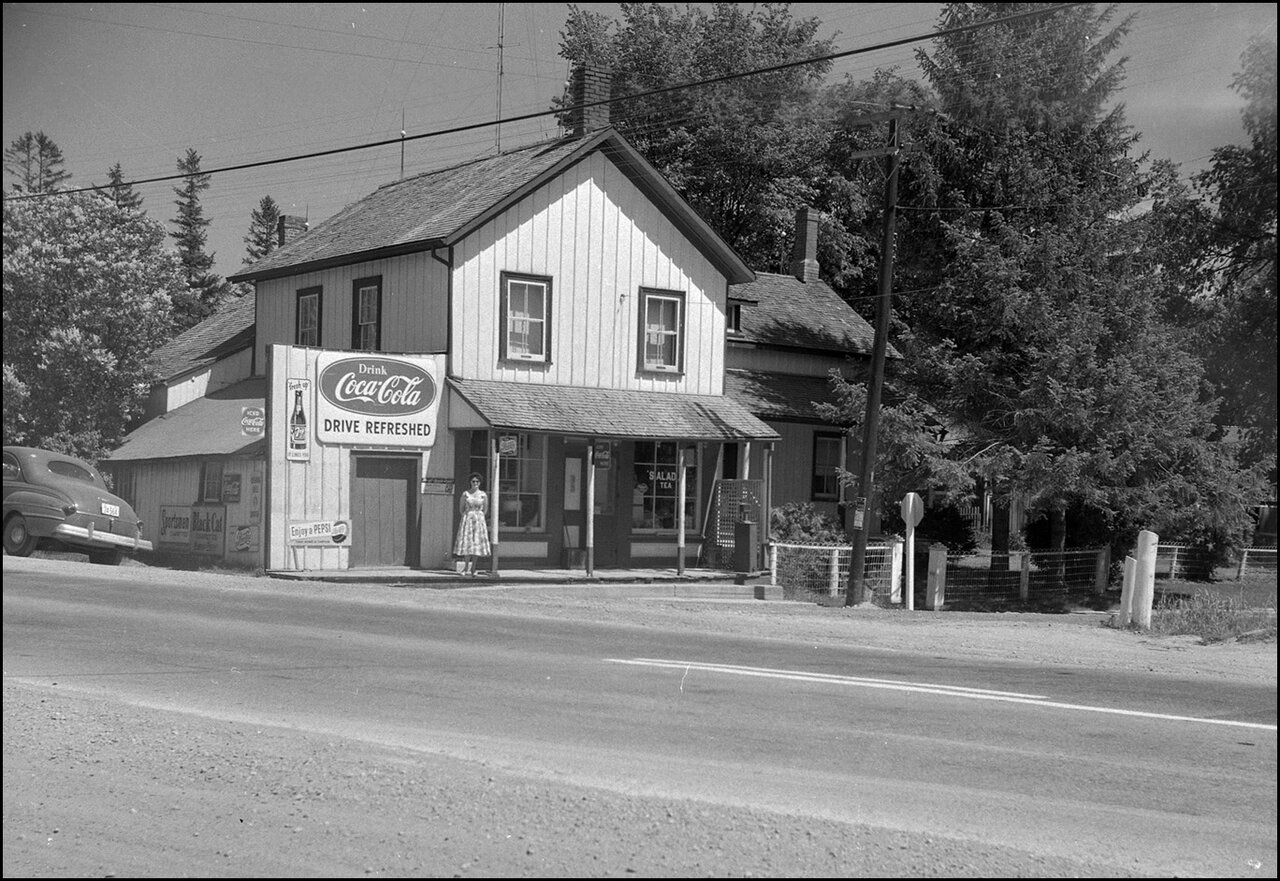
[607,658,1278,732]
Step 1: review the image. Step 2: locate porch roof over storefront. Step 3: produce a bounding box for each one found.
[448,378,780,442]
[107,378,268,462]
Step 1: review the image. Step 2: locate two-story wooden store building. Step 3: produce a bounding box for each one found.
[106,69,889,573]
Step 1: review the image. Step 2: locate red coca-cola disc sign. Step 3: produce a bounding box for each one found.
[318,357,436,417]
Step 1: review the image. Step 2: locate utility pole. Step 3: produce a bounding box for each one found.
[847,114,902,606]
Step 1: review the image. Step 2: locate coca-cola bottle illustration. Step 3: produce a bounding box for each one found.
[289,389,307,450]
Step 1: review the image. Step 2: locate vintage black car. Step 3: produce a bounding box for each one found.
[2,446,153,565]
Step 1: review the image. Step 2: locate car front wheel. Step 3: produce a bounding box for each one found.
[3,514,37,557]
[88,548,124,566]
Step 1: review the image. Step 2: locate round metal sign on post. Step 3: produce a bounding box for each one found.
[901,492,924,528]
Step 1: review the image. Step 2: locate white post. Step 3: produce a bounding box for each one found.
[889,536,903,604]
[925,543,947,610]
[677,447,688,576]
[1120,555,1136,626]
[1133,530,1158,629]
[585,442,596,577]
[489,436,500,575]
[828,548,840,596]
[769,543,777,586]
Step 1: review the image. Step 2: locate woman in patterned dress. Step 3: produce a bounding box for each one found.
[454,472,491,576]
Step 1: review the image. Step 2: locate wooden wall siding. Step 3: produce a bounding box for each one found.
[122,457,264,564]
[453,150,727,394]
[726,346,852,379]
[254,251,449,368]
[163,349,254,414]
[750,421,840,521]
[266,344,456,572]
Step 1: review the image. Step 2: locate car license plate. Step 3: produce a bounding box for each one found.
[101,502,120,517]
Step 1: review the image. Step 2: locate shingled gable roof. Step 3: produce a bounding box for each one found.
[229,128,753,285]
[727,272,901,359]
[148,293,256,384]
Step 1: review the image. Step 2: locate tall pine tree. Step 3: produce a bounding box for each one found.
[3,131,71,193]
[896,3,1264,558]
[244,195,282,264]
[102,162,144,211]
[170,148,227,331]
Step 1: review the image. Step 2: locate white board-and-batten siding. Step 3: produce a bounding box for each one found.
[453,150,728,394]
[254,252,449,368]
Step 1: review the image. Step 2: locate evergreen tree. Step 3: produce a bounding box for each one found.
[102,162,144,211]
[3,131,71,193]
[1194,38,1278,476]
[892,2,1264,559]
[244,195,282,264]
[170,148,227,331]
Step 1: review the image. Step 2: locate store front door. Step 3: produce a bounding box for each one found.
[563,443,621,567]
[349,455,417,567]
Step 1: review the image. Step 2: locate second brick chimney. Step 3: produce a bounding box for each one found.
[277,215,308,247]
[568,63,613,137]
[790,206,820,284]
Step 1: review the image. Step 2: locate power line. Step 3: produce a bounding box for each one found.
[3,2,1088,202]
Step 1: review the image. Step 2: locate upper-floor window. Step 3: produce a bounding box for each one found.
[638,288,685,374]
[296,287,321,346]
[726,303,743,335]
[499,272,552,364]
[812,432,842,501]
[351,276,381,351]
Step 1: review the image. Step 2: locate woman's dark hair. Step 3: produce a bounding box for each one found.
[468,472,483,484]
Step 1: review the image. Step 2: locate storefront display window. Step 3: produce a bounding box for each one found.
[469,432,545,531]
[632,441,696,532]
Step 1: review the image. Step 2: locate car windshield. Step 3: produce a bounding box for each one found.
[46,460,99,485]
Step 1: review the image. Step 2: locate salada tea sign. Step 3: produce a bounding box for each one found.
[314,353,444,447]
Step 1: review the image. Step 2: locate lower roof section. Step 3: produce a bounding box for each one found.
[449,378,780,442]
[108,378,267,462]
[724,368,847,425]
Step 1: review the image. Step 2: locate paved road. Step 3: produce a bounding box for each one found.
[3,561,1276,876]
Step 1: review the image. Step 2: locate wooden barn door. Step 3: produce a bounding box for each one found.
[349,455,417,567]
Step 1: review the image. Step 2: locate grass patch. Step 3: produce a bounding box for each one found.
[1148,579,1277,644]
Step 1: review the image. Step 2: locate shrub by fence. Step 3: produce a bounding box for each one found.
[769,541,900,601]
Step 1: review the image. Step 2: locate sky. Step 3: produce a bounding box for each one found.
[3,2,1276,281]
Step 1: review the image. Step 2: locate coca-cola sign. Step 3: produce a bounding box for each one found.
[311,351,445,449]
[318,357,436,416]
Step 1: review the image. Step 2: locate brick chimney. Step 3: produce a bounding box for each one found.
[277,215,308,247]
[790,206,820,283]
[568,64,612,137]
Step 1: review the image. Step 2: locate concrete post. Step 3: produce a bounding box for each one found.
[1120,555,1136,626]
[925,543,947,610]
[888,536,904,604]
[828,548,840,596]
[1094,546,1111,595]
[1019,551,1031,602]
[1133,530,1158,629]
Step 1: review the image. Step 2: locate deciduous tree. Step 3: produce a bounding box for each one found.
[2,191,182,462]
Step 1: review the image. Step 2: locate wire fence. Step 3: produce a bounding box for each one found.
[1236,546,1278,579]
[769,541,900,601]
[938,547,1108,608]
